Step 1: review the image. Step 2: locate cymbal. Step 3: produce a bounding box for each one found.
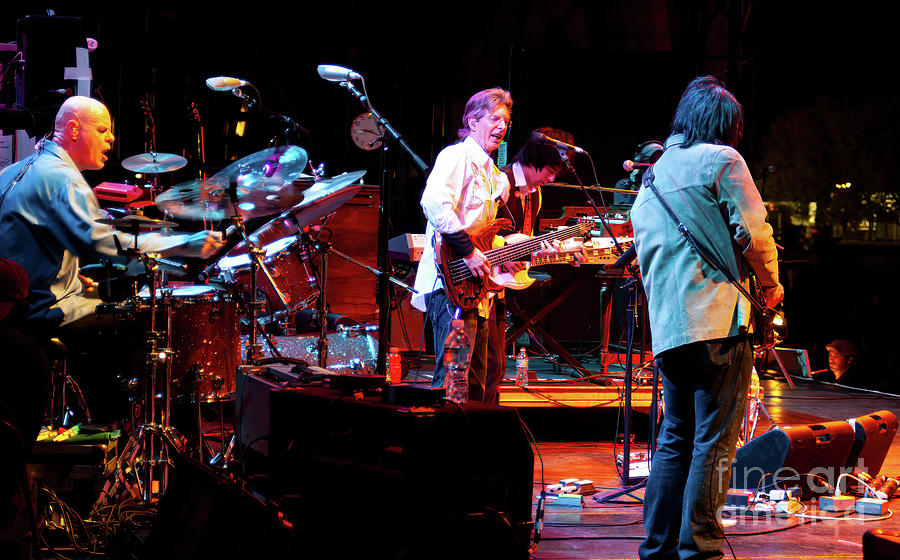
[228,170,366,254]
[154,176,311,221]
[122,152,188,174]
[96,214,179,229]
[155,145,312,221]
[211,145,309,188]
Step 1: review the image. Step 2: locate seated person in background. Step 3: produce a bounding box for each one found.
[813,339,864,386]
[613,140,663,206]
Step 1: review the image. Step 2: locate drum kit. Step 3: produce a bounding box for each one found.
[88,143,369,508]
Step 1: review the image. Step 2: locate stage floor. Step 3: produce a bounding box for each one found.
[524,374,900,559]
[29,356,900,559]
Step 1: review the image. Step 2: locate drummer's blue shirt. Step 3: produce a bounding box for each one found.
[0,140,188,326]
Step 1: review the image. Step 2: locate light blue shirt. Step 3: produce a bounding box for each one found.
[631,134,780,355]
[0,140,189,325]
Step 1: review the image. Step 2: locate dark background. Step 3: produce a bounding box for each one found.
[2,3,897,388]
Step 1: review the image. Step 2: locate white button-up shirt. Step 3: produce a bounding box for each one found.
[411,136,510,314]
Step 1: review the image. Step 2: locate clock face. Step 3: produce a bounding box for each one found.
[350,112,385,151]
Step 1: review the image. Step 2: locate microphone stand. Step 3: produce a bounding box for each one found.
[301,230,417,370]
[337,77,429,379]
[230,82,311,144]
[561,151,655,494]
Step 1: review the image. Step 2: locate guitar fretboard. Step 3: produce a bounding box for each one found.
[448,223,590,284]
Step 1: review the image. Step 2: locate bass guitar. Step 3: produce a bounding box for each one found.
[435,219,591,311]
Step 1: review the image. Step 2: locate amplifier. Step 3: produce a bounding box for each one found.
[388,232,426,262]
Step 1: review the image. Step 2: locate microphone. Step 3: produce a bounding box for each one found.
[535,132,584,154]
[611,244,637,269]
[198,262,220,282]
[623,160,652,172]
[206,76,250,91]
[317,64,362,82]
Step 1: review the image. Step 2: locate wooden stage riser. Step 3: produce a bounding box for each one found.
[499,382,654,411]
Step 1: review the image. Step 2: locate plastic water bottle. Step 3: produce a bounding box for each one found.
[387,347,402,384]
[444,319,470,403]
[516,347,529,387]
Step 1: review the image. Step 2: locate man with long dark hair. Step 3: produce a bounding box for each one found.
[632,76,783,559]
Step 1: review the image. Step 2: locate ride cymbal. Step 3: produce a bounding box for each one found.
[122,152,188,174]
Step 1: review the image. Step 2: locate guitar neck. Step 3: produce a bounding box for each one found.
[445,222,589,286]
[483,223,588,267]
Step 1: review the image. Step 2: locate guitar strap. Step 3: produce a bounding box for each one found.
[522,191,532,236]
[641,167,765,314]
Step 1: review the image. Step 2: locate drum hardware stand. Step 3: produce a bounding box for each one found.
[223,184,295,364]
[45,337,92,429]
[92,249,186,511]
[208,191,296,469]
[329,70,429,379]
[300,229,418,369]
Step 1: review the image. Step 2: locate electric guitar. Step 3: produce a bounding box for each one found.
[749,273,785,351]
[434,219,591,311]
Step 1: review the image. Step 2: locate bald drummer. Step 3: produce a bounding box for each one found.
[0,96,223,328]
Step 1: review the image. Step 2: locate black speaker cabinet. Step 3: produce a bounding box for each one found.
[235,370,534,560]
[731,420,856,495]
[15,16,86,136]
[864,529,900,560]
[144,453,294,560]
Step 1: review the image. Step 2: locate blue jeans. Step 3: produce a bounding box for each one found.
[639,336,752,560]
[424,290,489,401]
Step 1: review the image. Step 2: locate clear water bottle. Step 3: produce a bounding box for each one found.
[515,347,529,387]
[444,319,470,403]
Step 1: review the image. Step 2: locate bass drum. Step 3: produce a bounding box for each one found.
[143,285,240,401]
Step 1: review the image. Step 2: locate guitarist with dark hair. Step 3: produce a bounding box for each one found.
[631,76,783,560]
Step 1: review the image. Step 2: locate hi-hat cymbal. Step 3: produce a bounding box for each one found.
[96,214,179,229]
[155,145,312,221]
[122,152,188,174]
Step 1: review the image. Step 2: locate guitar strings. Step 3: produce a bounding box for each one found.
[448,223,591,282]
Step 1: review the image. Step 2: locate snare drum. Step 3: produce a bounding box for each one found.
[142,285,240,401]
[217,236,319,318]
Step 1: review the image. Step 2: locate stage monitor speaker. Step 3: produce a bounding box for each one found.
[144,452,294,559]
[863,529,900,560]
[235,376,534,559]
[731,420,856,494]
[847,410,898,476]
